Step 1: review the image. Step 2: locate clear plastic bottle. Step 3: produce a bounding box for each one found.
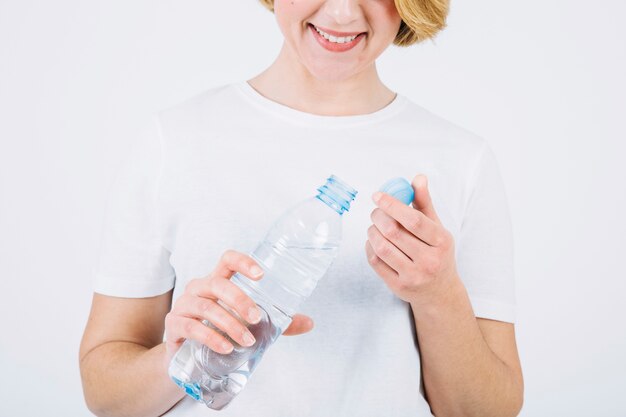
[168,174,357,410]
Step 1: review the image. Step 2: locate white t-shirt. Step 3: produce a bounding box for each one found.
[93,80,516,416]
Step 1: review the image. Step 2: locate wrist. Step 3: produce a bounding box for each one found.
[155,342,187,401]
[161,342,171,374]
[408,273,466,317]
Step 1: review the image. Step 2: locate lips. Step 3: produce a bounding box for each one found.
[308,23,366,53]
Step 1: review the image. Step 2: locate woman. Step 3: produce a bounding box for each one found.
[79,0,524,416]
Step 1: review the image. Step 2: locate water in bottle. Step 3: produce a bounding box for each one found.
[168,174,357,409]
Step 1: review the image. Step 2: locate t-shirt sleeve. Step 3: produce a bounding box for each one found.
[456,140,516,323]
[92,115,176,297]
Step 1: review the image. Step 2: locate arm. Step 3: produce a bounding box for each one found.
[80,251,315,417]
[410,276,523,417]
[366,174,523,417]
[79,291,185,417]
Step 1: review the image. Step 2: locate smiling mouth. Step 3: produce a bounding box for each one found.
[307,23,367,53]
[307,23,367,43]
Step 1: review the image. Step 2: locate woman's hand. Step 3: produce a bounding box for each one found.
[365,175,460,307]
[164,249,314,363]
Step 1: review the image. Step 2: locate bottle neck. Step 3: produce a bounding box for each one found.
[316,175,358,215]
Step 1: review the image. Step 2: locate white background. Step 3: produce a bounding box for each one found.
[1,0,624,416]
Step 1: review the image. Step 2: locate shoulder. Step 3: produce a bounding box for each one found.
[404,96,487,151]
[153,82,241,130]
[390,95,489,170]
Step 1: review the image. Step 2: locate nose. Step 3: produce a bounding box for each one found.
[322,0,362,26]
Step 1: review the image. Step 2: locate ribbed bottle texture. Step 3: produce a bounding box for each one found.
[168,175,357,409]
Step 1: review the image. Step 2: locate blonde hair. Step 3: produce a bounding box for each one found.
[257,0,449,46]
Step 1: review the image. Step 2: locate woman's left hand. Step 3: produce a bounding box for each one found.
[365,174,460,306]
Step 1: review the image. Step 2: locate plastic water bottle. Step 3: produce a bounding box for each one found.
[168,174,357,409]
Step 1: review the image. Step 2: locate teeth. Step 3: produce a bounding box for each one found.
[313,25,358,43]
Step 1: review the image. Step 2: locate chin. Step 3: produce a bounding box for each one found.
[303,61,361,83]
[309,70,355,83]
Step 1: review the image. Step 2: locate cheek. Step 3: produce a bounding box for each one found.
[273,0,315,39]
[274,0,313,22]
[369,1,402,40]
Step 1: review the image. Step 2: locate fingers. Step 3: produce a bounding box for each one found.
[367,222,412,272]
[186,276,263,325]
[210,249,265,282]
[372,194,440,247]
[166,249,315,362]
[411,174,441,223]
[172,294,257,349]
[365,239,398,281]
[166,249,267,357]
[283,314,314,336]
[165,311,235,356]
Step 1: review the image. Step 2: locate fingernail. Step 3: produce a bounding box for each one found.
[221,341,233,354]
[248,306,262,323]
[372,192,382,203]
[250,265,263,277]
[242,330,256,346]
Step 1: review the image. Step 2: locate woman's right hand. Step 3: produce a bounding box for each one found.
[164,249,314,363]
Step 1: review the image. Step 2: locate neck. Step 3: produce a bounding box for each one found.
[247,41,397,117]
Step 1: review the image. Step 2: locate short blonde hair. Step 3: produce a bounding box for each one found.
[258,0,449,46]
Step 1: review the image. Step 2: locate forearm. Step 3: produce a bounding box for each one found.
[80,341,184,417]
[410,277,522,417]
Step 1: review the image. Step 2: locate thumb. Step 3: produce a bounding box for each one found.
[282,314,314,336]
[411,175,440,223]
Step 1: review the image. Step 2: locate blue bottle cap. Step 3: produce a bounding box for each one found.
[379,177,414,206]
